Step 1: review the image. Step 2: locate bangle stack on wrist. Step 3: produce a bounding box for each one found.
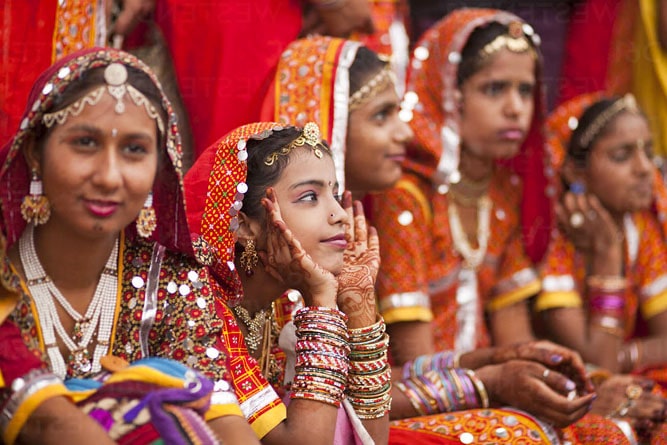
[395,368,489,416]
[347,316,392,419]
[587,275,627,337]
[401,350,462,379]
[1,368,65,445]
[291,306,350,407]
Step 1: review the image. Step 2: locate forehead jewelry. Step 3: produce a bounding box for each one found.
[479,21,535,60]
[349,65,396,112]
[42,63,165,136]
[579,94,640,148]
[111,128,118,138]
[264,122,330,166]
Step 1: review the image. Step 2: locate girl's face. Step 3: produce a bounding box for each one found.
[345,84,414,195]
[270,149,349,275]
[584,112,654,214]
[37,90,159,239]
[458,48,536,160]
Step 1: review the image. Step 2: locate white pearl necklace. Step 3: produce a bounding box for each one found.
[448,195,492,270]
[19,224,119,378]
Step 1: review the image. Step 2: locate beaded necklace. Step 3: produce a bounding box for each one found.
[447,195,492,270]
[19,224,119,378]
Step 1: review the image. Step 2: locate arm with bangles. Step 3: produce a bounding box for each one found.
[258,189,389,444]
[335,195,390,444]
[543,192,628,372]
[390,340,597,427]
[0,319,115,445]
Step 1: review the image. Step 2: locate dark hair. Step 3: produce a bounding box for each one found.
[457,22,536,87]
[34,65,168,150]
[567,97,643,167]
[349,46,389,97]
[242,126,333,221]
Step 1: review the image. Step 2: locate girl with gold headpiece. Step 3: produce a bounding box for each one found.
[0,47,260,444]
[537,93,667,442]
[185,122,391,444]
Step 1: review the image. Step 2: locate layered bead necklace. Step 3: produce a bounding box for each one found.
[448,193,492,353]
[19,224,119,378]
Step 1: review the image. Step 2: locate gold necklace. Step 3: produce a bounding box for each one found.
[449,189,483,207]
[457,174,492,193]
[232,304,272,355]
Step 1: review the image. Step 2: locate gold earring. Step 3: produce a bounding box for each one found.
[239,240,259,276]
[20,169,51,225]
[136,192,157,238]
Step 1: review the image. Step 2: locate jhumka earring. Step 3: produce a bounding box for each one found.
[21,169,51,225]
[136,192,157,238]
[239,240,259,276]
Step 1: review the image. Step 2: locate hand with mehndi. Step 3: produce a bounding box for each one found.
[260,187,338,307]
[489,340,594,395]
[557,192,624,258]
[475,359,597,428]
[590,375,666,436]
[336,192,380,328]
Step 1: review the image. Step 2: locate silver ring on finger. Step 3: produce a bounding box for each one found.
[542,369,550,380]
[569,211,585,228]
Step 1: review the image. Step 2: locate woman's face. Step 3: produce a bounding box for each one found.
[37,89,159,239]
[585,112,654,214]
[270,149,349,275]
[345,84,414,196]
[458,48,536,160]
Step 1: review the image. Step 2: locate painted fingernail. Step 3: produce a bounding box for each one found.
[550,354,563,363]
[565,380,576,391]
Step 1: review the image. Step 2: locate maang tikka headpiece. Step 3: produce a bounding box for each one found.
[479,21,535,60]
[42,63,165,136]
[264,122,329,166]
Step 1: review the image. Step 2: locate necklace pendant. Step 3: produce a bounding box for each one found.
[68,349,92,375]
[72,319,89,342]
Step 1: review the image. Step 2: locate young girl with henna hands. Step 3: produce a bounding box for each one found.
[538,93,667,441]
[185,122,390,444]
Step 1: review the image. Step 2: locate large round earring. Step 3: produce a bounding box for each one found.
[136,192,157,238]
[239,240,259,276]
[20,169,51,225]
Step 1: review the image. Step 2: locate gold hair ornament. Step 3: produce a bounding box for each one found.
[264,122,328,165]
[579,94,640,148]
[42,63,165,136]
[349,65,397,111]
[479,21,534,59]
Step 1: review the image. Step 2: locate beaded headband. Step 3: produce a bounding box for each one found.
[264,122,330,165]
[479,21,535,60]
[42,63,165,136]
[349,65,397,111]
[579,94,640,148]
